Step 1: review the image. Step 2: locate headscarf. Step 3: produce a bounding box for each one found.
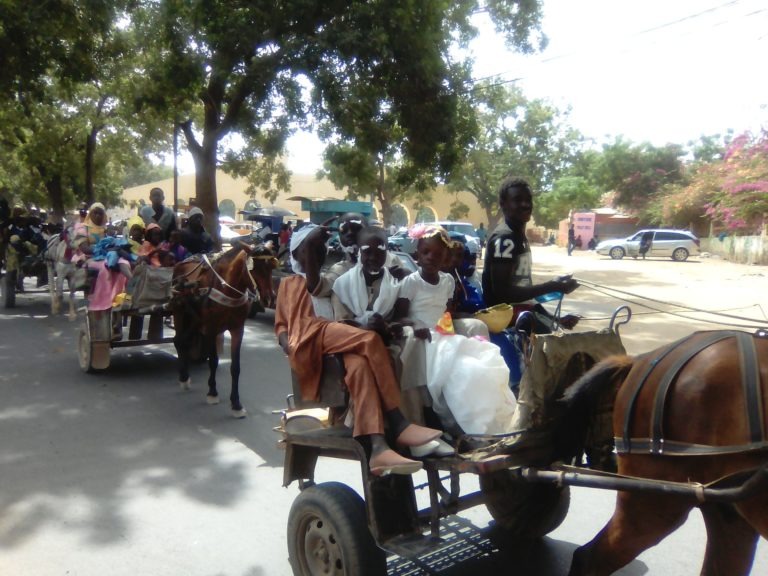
[289,223,319,276]
[332,262,400,324]
[288,223,334,319]
[126,215,145,233]
[80,202,106,239]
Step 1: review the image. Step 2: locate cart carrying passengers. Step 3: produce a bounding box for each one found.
[71,203,135,312]
[274,223,444,477]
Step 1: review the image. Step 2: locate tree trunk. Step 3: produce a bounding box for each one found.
[84,125,101,206]
[486,205,501,231]
[191,142,220,248]
[45,174,65,225]
[376,158,392,226]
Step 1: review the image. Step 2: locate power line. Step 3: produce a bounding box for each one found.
[468,0,764,89]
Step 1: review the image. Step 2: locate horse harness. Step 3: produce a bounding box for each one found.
[615,330,768,456]
[173,252,263,308]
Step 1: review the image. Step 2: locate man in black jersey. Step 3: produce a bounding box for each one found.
[482,177,580,332]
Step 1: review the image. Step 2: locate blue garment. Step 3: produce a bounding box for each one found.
[90,237,136,269]
[453,271,525,393]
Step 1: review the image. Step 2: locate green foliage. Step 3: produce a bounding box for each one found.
[448,199,471,221]
[448,82,581,227]
[590,137,687,212]
[121,160,174,189]
[535,176,601,229]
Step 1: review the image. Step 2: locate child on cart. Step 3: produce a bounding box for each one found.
[392,225,517,436]
[275,223,443,476]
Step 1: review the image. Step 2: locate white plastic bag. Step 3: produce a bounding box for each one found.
[425,333,516,435]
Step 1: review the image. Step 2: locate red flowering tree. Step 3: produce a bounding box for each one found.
[703,132,768,233]
[658,131,768,234]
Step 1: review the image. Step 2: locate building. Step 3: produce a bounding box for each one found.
[559,208,640,249]
[121,171,490,228]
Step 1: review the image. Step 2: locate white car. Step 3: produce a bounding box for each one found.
[434,221,481,255]
[596,229,700,261]
[219,223,241,243]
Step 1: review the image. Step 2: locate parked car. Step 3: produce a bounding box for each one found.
[435,221,481,255]
[387,228,418,255]
[388,222,481,256]
[596,229,700,261]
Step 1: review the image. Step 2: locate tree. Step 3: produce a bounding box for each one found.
[317,140,436,227]
[693,132,767,233]
[645,134,732,230]
[535,176,601,229]
[448,82,581,229]
[590,137,686,213]
[122,160,175,189]
[133,1,545,242]
[0,2,166,221]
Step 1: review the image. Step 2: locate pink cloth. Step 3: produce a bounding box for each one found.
[87,260,127,311]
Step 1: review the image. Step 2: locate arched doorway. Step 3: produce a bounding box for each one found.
[219,199,236,219]
[391,204,409,228]
[415,206,437,223]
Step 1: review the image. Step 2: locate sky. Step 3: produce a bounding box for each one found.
[180,0,768,175]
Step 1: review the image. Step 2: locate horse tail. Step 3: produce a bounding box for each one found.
[553,355,635,465]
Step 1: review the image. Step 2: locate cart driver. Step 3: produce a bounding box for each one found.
[482,177,580,334]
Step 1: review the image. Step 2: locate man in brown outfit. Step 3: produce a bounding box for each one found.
[275,224,441,475]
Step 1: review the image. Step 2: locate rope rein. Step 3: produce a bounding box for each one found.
[574,277,768,329]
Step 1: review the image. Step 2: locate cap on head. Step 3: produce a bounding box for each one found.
[188,207,204,218]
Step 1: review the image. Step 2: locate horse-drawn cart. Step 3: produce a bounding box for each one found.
[77,264,175,373]
[275,308,768,575]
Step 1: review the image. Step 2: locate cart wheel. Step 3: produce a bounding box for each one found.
[78,325,110,373]
[1,270,17,308]
[480,472,570,541]
[287,482,386,576]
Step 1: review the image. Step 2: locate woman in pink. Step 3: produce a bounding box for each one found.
[71,203,131,311]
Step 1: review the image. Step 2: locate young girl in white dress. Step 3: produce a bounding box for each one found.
[393,225,516,436]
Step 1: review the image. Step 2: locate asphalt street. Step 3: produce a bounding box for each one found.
[1,247,766,575]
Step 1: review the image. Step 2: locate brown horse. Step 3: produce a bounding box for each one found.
[557,329,768,576]
[172,241,277,417]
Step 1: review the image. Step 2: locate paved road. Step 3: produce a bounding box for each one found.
[1,248,766,575]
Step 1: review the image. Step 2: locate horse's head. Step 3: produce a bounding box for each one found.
[247,244,278,309]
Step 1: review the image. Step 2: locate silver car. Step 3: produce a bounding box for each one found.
[596,229,700,261]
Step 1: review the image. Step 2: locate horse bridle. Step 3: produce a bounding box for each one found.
[200,253,260,308]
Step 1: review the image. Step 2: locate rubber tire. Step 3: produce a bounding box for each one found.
[2,270,17,308]
[287,482,386,576]
[480,471,570,541]
[608,246,625,260]
[672,247,689,262]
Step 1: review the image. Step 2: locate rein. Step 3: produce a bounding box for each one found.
[200,253,259,308]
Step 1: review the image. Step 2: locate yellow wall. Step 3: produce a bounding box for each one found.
[121,171,491,227]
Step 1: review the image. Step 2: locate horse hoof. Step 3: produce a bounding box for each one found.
[206,395,220,405]
[179,378,192,391]
[231,408,247,419]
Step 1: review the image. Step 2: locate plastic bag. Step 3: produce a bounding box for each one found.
[425,332,516,435]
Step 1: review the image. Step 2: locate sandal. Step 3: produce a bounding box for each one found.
[369,449,423,476]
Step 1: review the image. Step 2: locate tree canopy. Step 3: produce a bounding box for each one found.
[129,0,546,242]
[447,82,581,229]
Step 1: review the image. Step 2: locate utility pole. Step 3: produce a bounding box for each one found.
[173,120,179,215]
